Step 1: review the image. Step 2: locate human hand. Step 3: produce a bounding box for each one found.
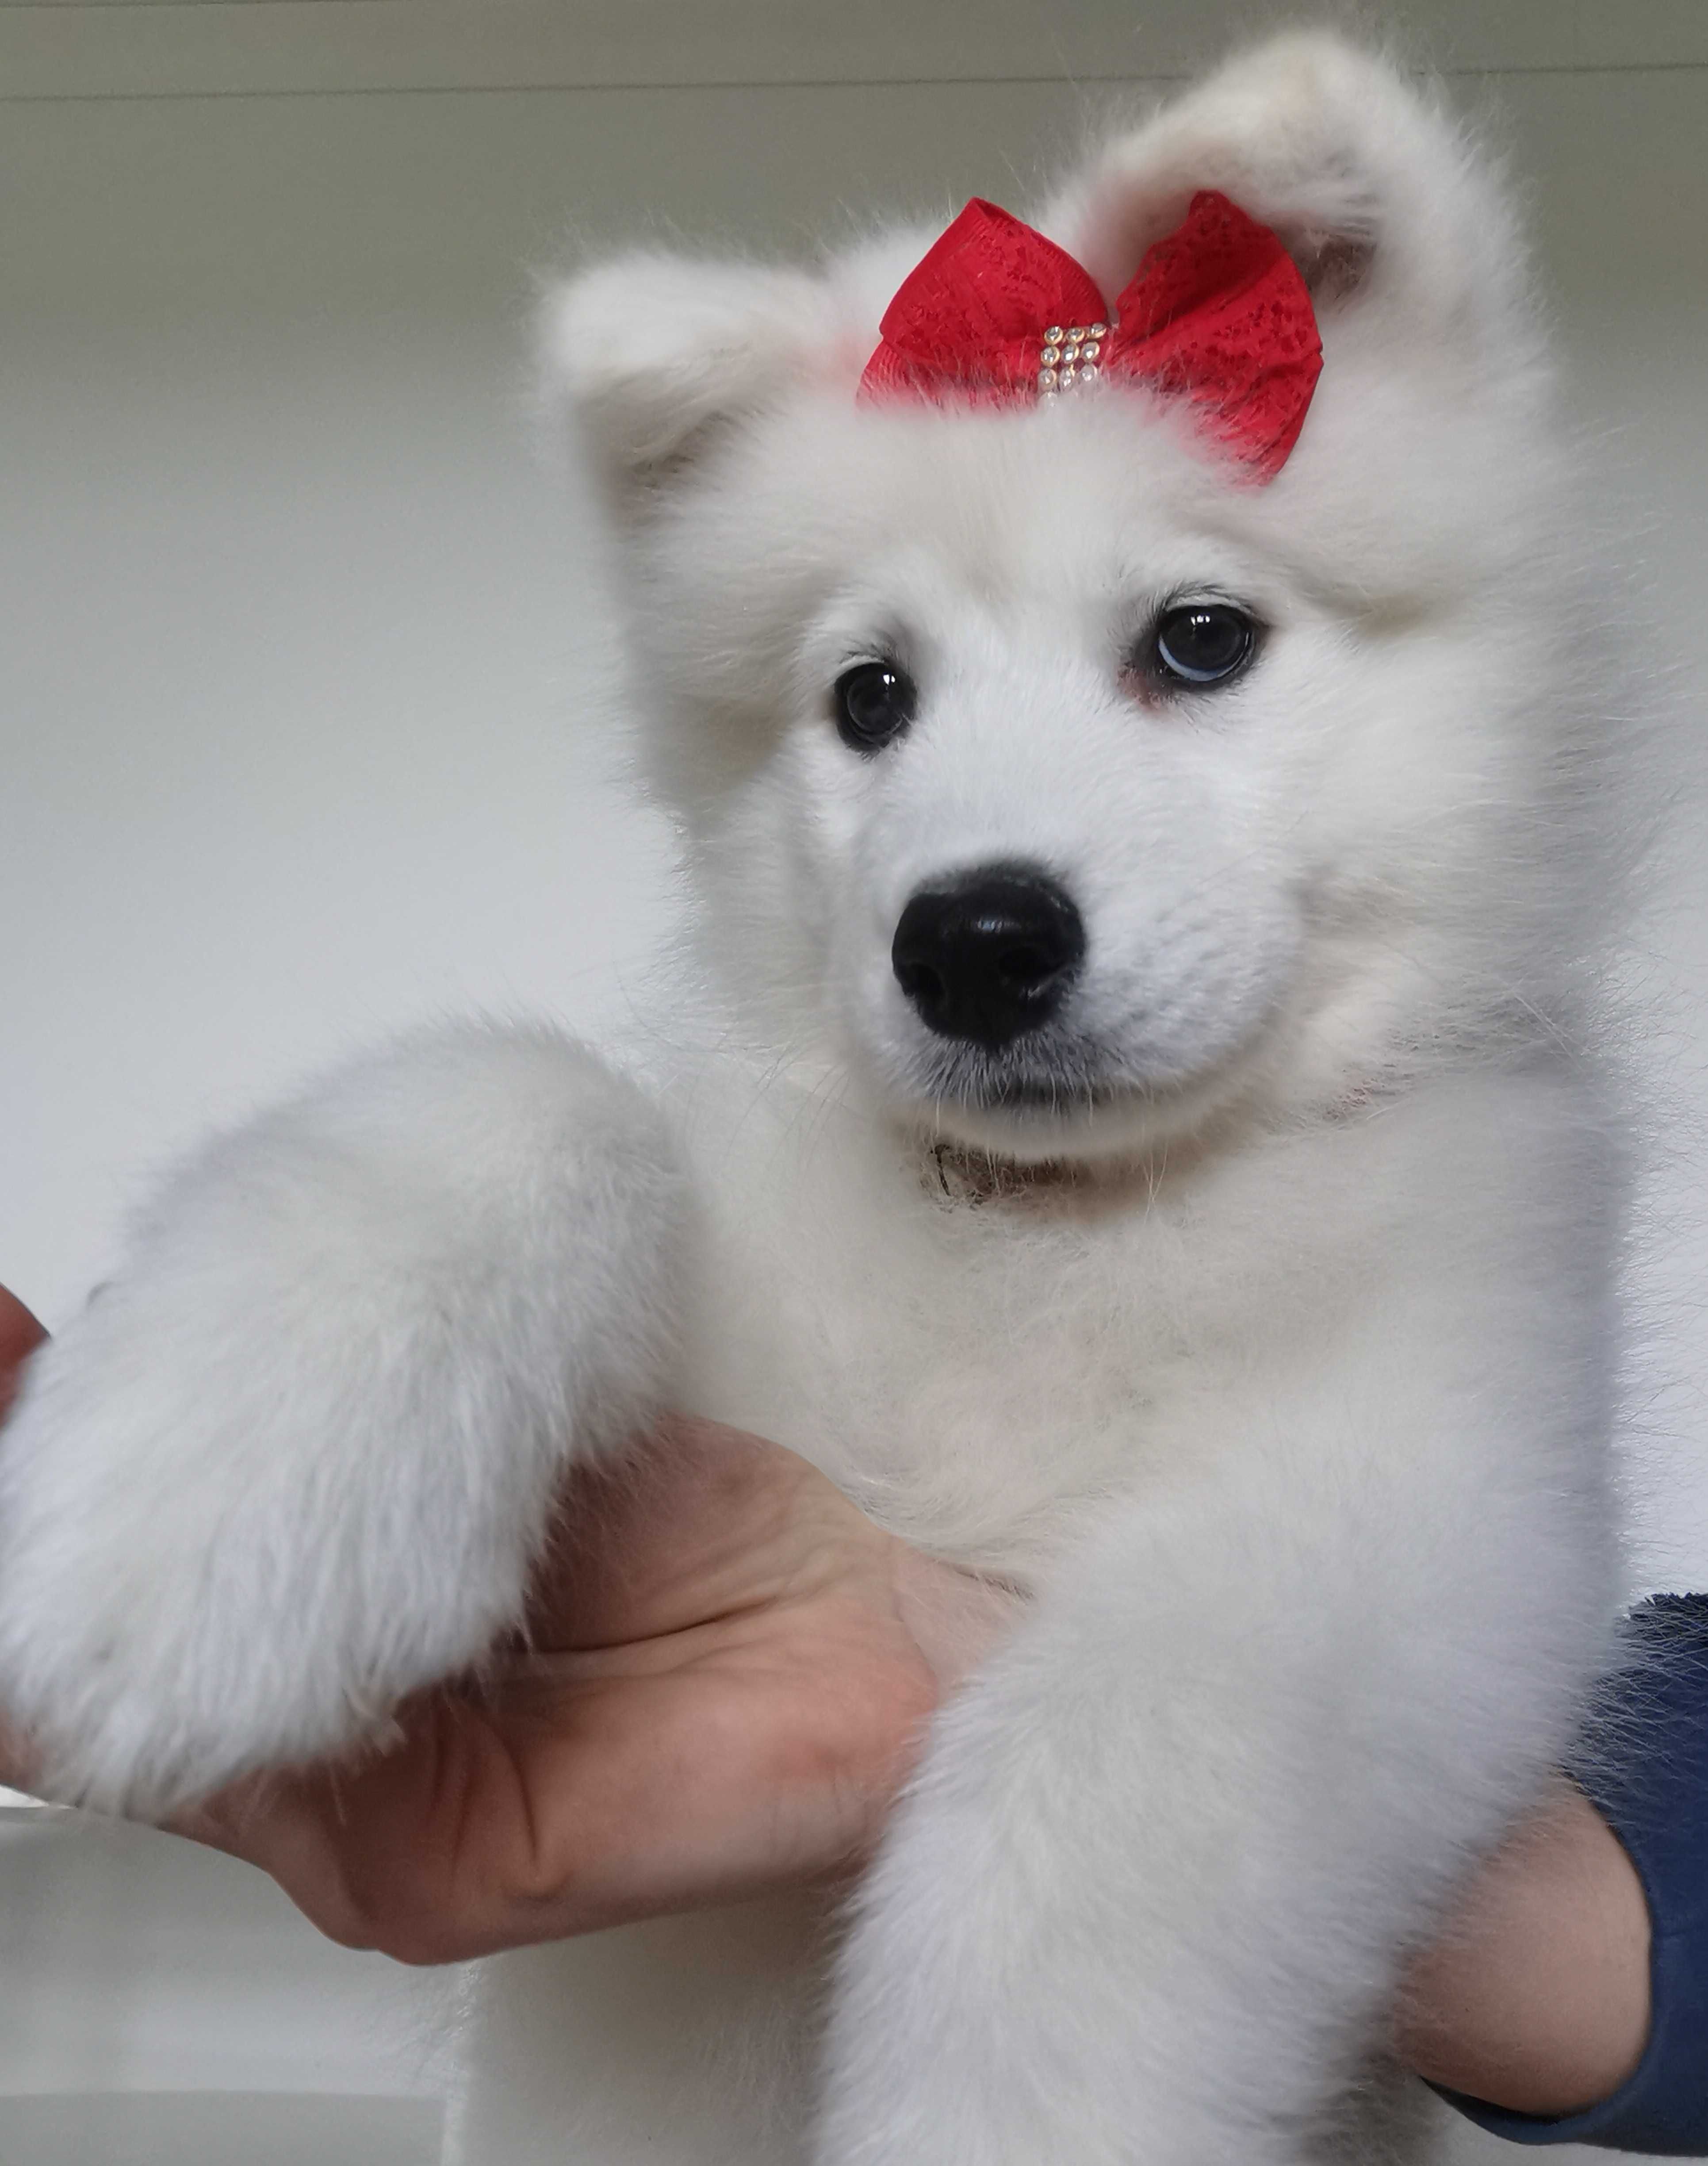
[0,1285,49,1790]
[1394,1774,1651,2116]
[0,1287,1013,1960]
[0,1285,42,1416]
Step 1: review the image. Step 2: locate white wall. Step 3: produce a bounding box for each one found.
[2,4,1706,2151]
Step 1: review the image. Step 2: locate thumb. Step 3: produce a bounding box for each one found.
[0,1286,48,1791]
[0,1287,47,1420]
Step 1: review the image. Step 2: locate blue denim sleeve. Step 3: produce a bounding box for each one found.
[1439,1594,1708,2154]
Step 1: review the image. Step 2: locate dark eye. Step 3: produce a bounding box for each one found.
[1149,603,1258,689]
[833,662,916,754]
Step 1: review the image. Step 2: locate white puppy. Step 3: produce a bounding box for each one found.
[0,33,1631,2165]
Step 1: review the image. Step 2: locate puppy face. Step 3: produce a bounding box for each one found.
[635,372,1560,1158]
[550,35,1598,1160]
[655,399,1316,1153]
[803,480,1289,1151]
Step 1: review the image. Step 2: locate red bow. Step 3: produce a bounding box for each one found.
[860,190,1321,481]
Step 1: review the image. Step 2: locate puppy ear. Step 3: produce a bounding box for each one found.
[1044,32,1524,363]
[540,253,848,513]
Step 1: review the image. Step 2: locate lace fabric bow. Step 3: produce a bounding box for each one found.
[859,190,1322,482]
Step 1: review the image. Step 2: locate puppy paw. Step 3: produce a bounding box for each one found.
[0,1024,684,1815]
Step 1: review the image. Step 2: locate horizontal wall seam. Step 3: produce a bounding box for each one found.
[5,0,1707,96]
[4,60,1708,105]
[2,69,1173,104]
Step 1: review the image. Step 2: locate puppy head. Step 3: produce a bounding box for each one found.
[544,34,1601,1162]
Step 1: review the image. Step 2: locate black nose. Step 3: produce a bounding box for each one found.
[891,865,1086,1050]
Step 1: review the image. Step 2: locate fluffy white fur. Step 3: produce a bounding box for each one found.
[0,1031,684,1812]
[0,33,1633,2165]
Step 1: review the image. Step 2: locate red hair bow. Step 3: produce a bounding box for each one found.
[859,190,1321,482]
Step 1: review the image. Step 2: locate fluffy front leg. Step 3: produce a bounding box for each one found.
[817,1456,1612,2165]
[0,1023,684,1817]
[815,1154,1620,2161]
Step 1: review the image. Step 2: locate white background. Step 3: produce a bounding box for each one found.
[2,4,1705,2157]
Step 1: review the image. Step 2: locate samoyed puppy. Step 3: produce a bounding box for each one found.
[0,31,1629,2165]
